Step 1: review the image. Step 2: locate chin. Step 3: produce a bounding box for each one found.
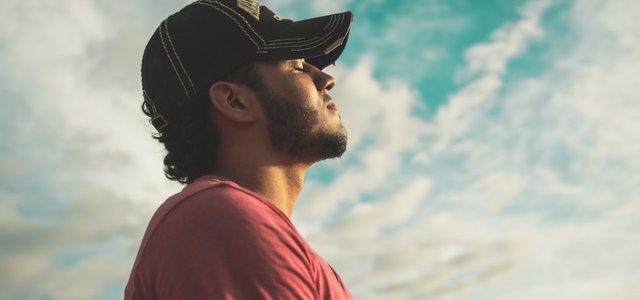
[317,129,348,160]
[290,127,347,161]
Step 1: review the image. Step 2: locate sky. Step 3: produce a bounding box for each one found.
[1,0,639,299]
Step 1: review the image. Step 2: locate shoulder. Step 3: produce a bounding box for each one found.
[166,179,289,229]
[130,178,318,299]
[146,177,301,251]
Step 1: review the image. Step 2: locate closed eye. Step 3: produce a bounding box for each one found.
[292,59,307,72]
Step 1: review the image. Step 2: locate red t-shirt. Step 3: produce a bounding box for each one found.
[124,175,352,299]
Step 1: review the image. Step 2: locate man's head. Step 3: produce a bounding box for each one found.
[254,59,347,161]
[141,0,352,184]
[211,59,347,163]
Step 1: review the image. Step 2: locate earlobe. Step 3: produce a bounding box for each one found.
[208,82,255,123]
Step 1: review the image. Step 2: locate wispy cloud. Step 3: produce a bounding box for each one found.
[299,0,640,298]
[0,1,178,299]
[435,0,551,152]
[0,190,142,299]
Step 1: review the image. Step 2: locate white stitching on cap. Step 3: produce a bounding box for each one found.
[259,15,339,50]
[143,90,168,131]
[322,36,344,54]
[204,0,265,43]
[194,2,260,48]
[261,14,339,47]
[290,34,333,52]
[268,37,306,42]
[323,14,336,31]
[195,0,344,52]
[237,0,260,21]
[266,36,322,47]
[151,115,168,131]
[163,19,197,97]
[260,14,336,46]
[204,0,333,48]
[217,0,314,47]
[261,37,322,48]
[143,89,158,114]
[290,14,345,52]
[262,15,335,47]
[261,14,339,48]
[159,20,191,99]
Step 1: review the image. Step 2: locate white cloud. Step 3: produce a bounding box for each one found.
[422,47,447,62]
[0,0,177,298]
[0,0,178,205]
[298,0,640,299]
[294,55,429,223]
[0,189,148,300]
[309,0,353,15]
[464,171,528,212]
[435,0,551,152]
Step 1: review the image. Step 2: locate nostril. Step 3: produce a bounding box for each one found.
[325,83,334,91]
[325,77,336,91]
[316,70,336,91]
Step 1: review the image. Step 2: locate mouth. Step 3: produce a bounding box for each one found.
[324,94,338,112]
[327,101,338,111]
[323,94,338,111]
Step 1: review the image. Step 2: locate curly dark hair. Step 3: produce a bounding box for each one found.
[141,63,263,184]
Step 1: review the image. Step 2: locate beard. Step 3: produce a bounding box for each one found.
[256,88,347,161]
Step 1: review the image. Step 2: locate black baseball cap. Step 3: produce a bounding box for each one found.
[142,0,353,131]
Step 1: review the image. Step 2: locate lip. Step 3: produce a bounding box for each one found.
[327,101,338,111]
[323,93,338,111]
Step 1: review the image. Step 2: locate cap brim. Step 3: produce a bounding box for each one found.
[256,11,353,69]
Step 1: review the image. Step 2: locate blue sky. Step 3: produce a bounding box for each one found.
[1,0,640,299]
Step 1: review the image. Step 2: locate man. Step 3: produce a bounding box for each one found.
[125,0,353,299]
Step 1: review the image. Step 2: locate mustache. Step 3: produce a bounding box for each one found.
[323,93,333,103]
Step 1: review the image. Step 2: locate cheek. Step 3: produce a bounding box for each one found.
[268,74,320,108]
[289,78,320,106]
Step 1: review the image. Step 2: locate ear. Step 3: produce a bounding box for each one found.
[208,81,258,123]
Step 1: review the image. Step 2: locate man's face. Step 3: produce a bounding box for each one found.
[252,59,347,161]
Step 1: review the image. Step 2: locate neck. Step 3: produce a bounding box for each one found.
[212,146,311,219]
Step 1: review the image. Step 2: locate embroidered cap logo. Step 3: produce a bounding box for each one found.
[237,0,260,21]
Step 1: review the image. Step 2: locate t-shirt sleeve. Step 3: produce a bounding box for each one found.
[135,186,318,300]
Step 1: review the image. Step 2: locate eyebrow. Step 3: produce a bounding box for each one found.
[282,59,305,68]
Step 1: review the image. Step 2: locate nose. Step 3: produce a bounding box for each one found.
[314,69,336,92]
